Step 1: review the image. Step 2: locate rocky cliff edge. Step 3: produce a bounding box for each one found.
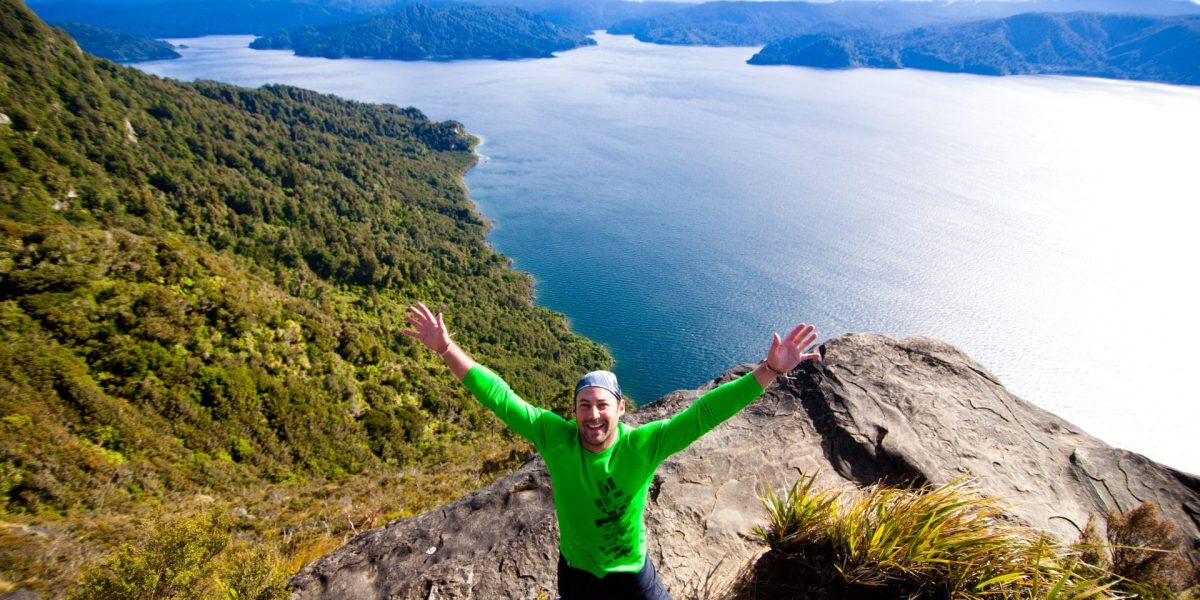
[288,333,1200,599]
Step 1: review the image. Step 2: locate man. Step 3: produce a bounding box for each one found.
[402,302,821,599]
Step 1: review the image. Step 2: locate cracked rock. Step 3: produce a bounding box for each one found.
[289,333,1199,599]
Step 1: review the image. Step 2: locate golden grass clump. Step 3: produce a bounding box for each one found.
[729,473,1120,600]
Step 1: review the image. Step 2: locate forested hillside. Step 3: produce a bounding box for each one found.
[0,0,608,595]
[250,3,595,60]
[749,13,1200,86]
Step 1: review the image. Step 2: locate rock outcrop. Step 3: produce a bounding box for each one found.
[289,333,1200,599]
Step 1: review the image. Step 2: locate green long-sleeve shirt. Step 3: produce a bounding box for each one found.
[463,364,765,578]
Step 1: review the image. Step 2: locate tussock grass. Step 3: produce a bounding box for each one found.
[726,473,1124,600]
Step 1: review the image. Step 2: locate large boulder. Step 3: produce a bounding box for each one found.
[289,333,1199,599]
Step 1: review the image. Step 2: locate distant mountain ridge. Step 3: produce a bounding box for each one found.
[52,19,180,61]
[30,0,1200,43]
[29,0,681,39]
[30,0,367,36]
[609,0,1200,47]
[748,12,1200,86]
[250,3,595,60]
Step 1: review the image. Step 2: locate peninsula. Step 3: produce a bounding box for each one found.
[51,20,180,62]
[250,3,595,61]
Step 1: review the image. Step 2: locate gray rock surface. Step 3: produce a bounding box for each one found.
[289,333,1199,599]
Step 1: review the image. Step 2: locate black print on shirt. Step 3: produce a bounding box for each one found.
[593,477,633,560]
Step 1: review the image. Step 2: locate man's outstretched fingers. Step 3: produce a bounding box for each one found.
[785,322,813,345]
[406,306,427,327]
[415,302,435,322]
[799,330,817,350]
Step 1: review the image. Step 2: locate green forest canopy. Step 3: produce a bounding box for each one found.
[250,3,595,60]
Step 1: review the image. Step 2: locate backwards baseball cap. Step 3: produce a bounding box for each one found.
[574,370,622,401]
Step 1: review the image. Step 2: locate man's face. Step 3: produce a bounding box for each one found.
[575,387,625,453]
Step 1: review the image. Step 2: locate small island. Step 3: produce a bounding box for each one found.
[748,12,1200,86]
[250,3,595,61]
[52,20,180,62]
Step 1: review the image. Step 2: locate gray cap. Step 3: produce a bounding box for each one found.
[575,370,622,401]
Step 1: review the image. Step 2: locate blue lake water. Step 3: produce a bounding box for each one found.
[136,33,1200,474]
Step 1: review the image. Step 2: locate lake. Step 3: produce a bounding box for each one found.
[136,33,1200,474]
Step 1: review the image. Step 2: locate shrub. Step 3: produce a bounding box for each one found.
[68,510,292,600]
[1100,502,1197,599]
[220,541,288,600]
[70,511,230,599]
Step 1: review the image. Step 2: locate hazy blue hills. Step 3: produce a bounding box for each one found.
[748,12,1200,86]
[463,0,681,33]
[29,0,680,39]
[30,0,368,37]
[29,0,1200,42]
[608,1,1003,46]
[51,20,179,61]
[609,0,1200,47]
[250,3,595,60]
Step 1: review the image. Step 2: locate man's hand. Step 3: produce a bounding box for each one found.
[755,323,820,388]
[401,302,452,354]
[768,323,821,372]
[401,302,474,380]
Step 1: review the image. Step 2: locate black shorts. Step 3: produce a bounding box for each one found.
[557,553,673,600]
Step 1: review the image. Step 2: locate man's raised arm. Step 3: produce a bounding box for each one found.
[401,301,475,380]
[401,302,558,447]
[647,322,822,461]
